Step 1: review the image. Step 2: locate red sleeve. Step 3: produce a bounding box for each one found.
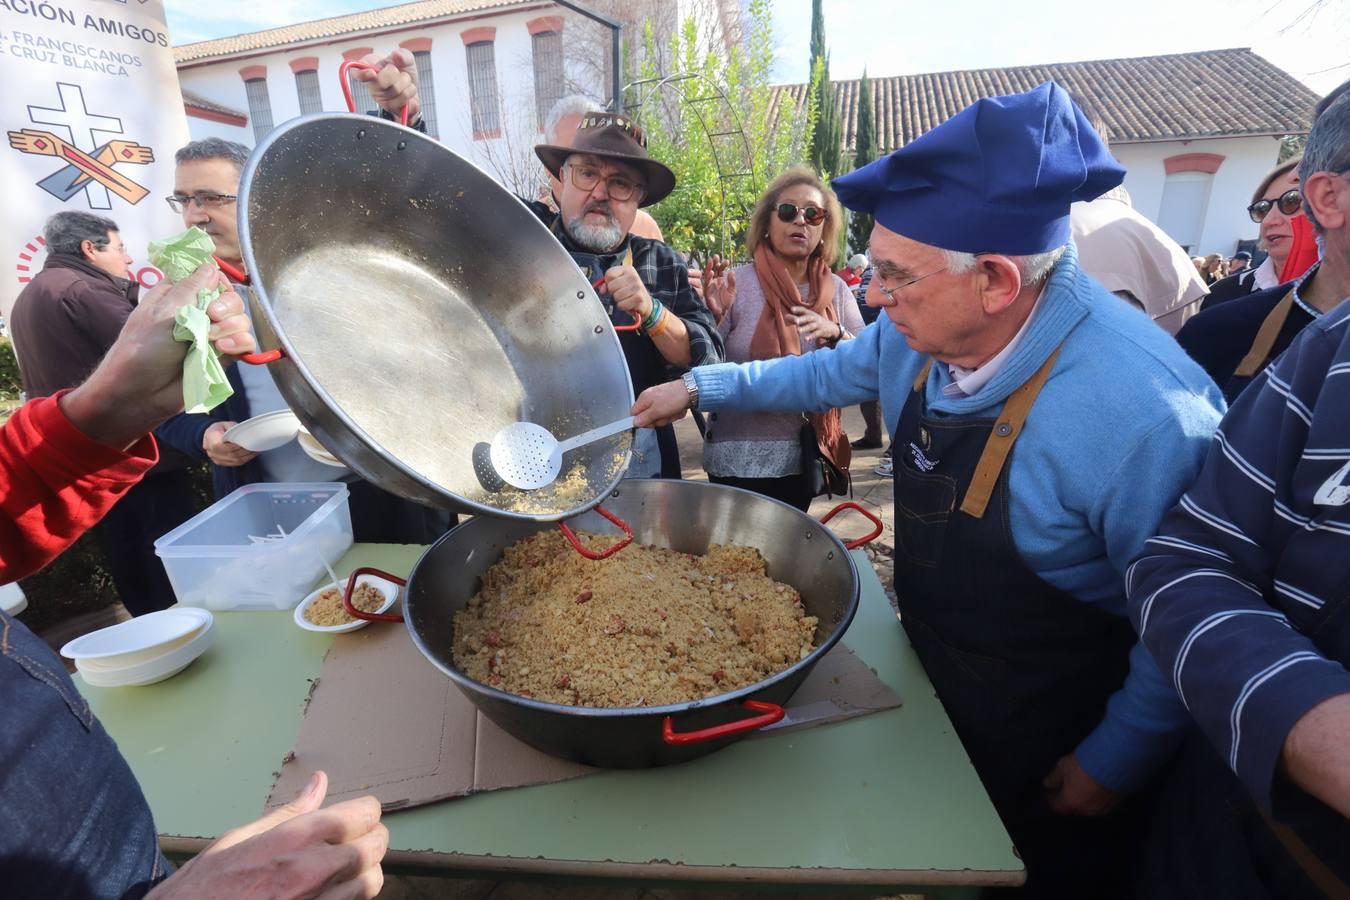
[0,393,157,583]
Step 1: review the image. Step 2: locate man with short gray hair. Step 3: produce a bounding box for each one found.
[1126,80,1350,896]
[10,210,195,615]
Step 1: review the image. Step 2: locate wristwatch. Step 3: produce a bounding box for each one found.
[681,371,700,411]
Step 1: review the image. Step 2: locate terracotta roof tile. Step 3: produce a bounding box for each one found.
[174,0,536,64]
[775,48,1320,153]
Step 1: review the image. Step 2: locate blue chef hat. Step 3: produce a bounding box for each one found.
[832,81,1125,256]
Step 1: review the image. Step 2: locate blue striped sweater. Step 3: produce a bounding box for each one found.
[1127,298,1350,851]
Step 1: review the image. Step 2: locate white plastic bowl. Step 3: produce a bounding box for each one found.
[61,608,212,661]
[223,410,301,452]
[74,617,215,687]
[293,574,399,634]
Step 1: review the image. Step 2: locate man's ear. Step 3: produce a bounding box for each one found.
[975,254,1024,315]
[1302,171,1346,232]
[80,240,98,263]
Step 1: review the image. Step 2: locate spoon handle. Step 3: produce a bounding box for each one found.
[556,416,637,454]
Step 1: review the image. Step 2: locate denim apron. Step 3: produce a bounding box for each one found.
[892,350,1148,898]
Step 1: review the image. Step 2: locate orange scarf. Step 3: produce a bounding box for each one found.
[748,243,852,473]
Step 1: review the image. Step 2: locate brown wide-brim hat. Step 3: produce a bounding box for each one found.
[535,112,676,208]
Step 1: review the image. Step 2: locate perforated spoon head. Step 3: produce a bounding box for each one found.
[488,422,562,490]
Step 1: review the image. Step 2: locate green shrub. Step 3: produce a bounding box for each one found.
[0,336,21,413]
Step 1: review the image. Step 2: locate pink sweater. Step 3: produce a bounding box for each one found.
[702,266,865,478]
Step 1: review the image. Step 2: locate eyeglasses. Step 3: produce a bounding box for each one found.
[564,163,642,202]
[876,266,947,302]
[1247,189,1302,223]
[776,203,827,225]
[166,191,237,213]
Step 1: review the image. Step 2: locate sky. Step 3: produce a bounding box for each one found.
[165,0,1349,94]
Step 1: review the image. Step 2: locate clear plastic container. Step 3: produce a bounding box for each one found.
[154,483,353,611]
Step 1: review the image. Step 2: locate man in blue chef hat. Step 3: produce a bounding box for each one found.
[634,82,1225,895]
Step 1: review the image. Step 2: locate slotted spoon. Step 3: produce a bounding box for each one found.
[488,416,636,490]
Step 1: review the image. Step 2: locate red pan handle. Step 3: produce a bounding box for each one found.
[591,275,642,332]
[662,700,785,745]
[341,566,406,622]
[819,501,884,550]
[338,60,411,127]
[239,349,284,365]
[558,504,634,560]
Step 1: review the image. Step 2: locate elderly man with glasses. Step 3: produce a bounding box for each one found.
[633,82,1226,896]
[527,113,722,478]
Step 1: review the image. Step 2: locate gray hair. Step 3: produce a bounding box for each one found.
[174,137,249,173]
[44,211,118,257]
[1300,81,1350,233]
[544,94,602,144]
[942,245,1068,287]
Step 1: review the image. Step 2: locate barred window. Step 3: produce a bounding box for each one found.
[412,50,439,137]
[244,77,274,141]
[346,68,375,116]
[465,40,500,135]
[531,31,564,130]
[294,68,322,115]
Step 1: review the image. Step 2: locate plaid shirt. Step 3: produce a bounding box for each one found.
[527,199,723,392]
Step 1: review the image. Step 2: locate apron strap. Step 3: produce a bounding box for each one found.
[912,359,933,392]
[1259,808,1350,900]
[959,346,1064,519]
[1233,288,1296,378]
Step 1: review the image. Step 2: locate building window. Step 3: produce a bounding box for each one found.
[412,50,439,137]
[532,31,564,130]
[1157,171,1214,254]
[465,41,500,136]
[346,69,375,115]
[244,78,274,141]
[294,68,322,115]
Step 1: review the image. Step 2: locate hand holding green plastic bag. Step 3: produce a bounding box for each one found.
[148,226,234,414]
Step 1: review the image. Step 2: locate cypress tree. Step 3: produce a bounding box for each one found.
[848,70,878,253]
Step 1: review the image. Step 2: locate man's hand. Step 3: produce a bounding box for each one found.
[148,771,387,900]
[702,255,736,321]
[355,50,420,122]
[60,265,254,450]
[602,265,654,321]
[1042,753,1124,817]
[632,380,692,428]
[1281,692,1350,820]
[204,421,259,467]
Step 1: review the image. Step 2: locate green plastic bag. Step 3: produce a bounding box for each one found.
[148,226,234,414]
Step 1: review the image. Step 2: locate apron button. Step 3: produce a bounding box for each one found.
[995,422,1013,437]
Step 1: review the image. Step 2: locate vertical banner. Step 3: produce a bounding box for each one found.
[0,0,190,320]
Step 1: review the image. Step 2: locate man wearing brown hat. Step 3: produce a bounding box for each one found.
[531,112,722,477]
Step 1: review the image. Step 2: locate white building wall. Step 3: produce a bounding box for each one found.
[1112,136,1285,257]
[175,6,606,193]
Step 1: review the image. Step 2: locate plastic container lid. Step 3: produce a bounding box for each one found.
[60,608,213,661]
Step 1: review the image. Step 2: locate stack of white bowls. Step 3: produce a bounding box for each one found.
[60,608,215,687]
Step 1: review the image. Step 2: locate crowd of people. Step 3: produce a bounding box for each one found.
[1,44,1347,900]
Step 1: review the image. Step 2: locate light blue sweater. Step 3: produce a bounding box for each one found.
[692,244,1226,791]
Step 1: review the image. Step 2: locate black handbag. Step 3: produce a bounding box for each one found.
[799,419,851,498]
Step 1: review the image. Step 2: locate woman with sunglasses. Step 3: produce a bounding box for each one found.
[1202,157,1312,307]
[1177,152,1340,403]
[698,166,864,511]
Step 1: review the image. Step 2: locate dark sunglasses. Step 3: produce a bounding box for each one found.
[1247,189,1302,223]
[776,202,827,225]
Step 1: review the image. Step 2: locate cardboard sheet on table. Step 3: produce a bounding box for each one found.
[266,613,902,812]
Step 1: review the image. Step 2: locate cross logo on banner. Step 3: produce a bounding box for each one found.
[6,82,155,210]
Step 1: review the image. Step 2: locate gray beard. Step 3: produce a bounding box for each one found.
[565,211,624,252]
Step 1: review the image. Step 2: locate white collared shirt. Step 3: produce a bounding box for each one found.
[1252,256,1281,291]
[943,294,1044,399]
